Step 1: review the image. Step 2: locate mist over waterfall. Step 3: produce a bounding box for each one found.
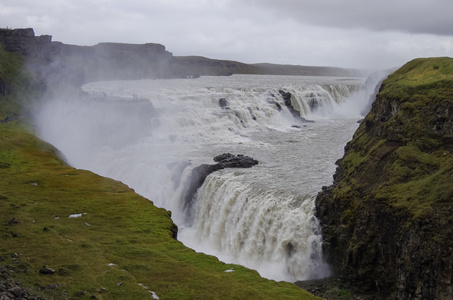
[33,74,381,282]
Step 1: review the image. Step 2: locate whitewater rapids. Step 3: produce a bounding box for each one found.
[34,74,378,282]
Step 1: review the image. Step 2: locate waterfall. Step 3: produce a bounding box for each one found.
[33,74,366,283]
[183,171,331,281]
[279,83,359,117]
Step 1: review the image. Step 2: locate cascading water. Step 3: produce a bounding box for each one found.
[33,74,377,282]
[185,171,329,280]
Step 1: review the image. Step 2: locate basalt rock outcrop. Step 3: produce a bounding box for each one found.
[0,28,53,59]
[279,90,315,123]
[315,57,453,299]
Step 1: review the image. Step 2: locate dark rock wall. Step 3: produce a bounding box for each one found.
[316,57,453,299]
[0,28,52,59]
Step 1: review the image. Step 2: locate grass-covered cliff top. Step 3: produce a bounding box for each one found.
[0,47,318,299]
[382,57,453,87]
[378,57,453,100]
[315,57,453,298]
[338,56,453,220]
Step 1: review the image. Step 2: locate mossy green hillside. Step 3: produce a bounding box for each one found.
[378,57,453,98]
[336,57,453,220]
[0,120,320,300]
[316,57,453,297]
[0,47,318,299]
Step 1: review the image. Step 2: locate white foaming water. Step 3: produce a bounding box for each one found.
[34,74,376,282]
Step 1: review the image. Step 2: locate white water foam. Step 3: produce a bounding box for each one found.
[33,74,381,282]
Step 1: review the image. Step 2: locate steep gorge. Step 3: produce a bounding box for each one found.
[3,27,453,299]
[0,28,322,300]
[316,57,453,299]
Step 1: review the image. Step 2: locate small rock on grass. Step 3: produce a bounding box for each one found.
[8,218,19,225]
[39,266,56,275]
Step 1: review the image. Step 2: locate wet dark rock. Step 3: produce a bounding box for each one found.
[279,90,292,105]
[247,107,257,120]
[219,98,228,108]
[183,153,258,222]
[213,153,259,168]
[278,90,310,123]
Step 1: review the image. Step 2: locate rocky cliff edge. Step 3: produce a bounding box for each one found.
[316,57,453,299]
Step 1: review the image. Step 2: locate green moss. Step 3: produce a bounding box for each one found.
[376,147,453,218]
[339,57,453,220]
[384,57,453,88]
[379,58,453,106]
[0,46,318,299]
[324,287,352,299]
[0,119,319,299]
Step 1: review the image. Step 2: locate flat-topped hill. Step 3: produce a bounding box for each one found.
[1,28,364,84]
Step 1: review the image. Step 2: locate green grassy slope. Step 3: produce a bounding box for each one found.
[1,45,319,299]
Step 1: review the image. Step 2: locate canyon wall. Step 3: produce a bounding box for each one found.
[316,57,453,299]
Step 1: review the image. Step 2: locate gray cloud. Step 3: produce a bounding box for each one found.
[235,0,453,36]
[0,0,452,70]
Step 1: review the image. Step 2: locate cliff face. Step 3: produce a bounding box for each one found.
[56,42,174,82]
[0,28,174,87]
[169,56,258,77]
[1,28,364,85]
[316,57,453,299]
[0,28,53,58]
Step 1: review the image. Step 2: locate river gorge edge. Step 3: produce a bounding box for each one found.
[315,57,453,299]
[2,27,453,299]
[1,29,322,299]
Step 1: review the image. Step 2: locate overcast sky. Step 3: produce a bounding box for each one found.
[1,0,452,70]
